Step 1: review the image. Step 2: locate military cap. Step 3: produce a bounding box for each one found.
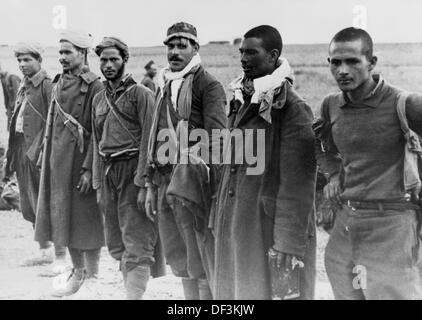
[163,22,199,45]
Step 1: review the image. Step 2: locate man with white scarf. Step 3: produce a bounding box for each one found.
[212,25,316,300]
[142,22,227,300]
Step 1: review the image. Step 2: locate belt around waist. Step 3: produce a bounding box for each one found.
[101,150,139,162]
[345,200,420,211]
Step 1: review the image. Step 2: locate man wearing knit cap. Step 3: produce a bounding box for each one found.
[5,42,67,269]
[143,22,227,300]
[0,63,21,130]
[35,30,105,298]
[91,36,164,300]
[141,60,157,93]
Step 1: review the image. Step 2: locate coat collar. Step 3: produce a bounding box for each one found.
[105,74,136,95]
[336,73,386,109]
[26,69,48,88]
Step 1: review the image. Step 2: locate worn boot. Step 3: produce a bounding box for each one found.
[85,248,101,278]
[120,260,128,286]
[51,268,85,297]
[182,278,200,300]
[125,265,150,300]
[198,278,213,300]
[21,247,54,267]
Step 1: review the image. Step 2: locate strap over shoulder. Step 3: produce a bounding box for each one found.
[396,91,411,134]
[80,71,100,84]
[52,74,61,83]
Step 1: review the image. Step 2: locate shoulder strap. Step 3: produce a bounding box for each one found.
[396,91,411,135]
[52,87,88,153]
[25,97,46,122]
[103,85,140,145]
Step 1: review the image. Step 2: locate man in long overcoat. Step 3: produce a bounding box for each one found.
[212,25,316,300]
[35,30,104,297]
[5,43,66,267]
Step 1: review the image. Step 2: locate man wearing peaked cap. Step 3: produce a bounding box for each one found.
[5,42,67,270]
[91,36,165,300]
[35,29,105,298]
[143,21,227,300]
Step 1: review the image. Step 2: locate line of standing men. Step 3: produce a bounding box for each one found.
[6,21,422,300]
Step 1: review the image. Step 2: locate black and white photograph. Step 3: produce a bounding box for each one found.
[1,0,422,305]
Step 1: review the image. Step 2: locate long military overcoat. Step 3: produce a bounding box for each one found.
[212,81,316,299]
[35,69,104,250]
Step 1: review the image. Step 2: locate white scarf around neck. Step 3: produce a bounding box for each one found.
[230,57,294,105]
[157,53,202,109]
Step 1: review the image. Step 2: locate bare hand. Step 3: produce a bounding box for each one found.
[144,186,157,222]
[323,173,342,206]
[268,247,297,272]
[77,170,92,195]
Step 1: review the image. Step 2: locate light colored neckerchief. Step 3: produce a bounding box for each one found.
[157,53,202,110]
[229,57,294,123]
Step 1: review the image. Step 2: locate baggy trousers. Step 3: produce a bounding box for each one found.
[102,157,157,272]
[15,135,39,224]
[325,205,422,300]
[157,172,214,281]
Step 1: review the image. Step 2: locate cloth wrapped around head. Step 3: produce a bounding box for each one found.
[59,29,93,49]
[14,42,44,58]
[94,37,129,61]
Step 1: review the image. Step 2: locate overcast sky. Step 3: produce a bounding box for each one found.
[1,0,422,47]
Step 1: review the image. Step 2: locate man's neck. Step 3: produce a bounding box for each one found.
[346,75,377,103]
[68,64,84,76]
[108,74,126,91]
[27,68,41,79]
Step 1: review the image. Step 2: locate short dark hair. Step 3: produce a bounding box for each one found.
[244,25,283,55]
[330,27,374,59]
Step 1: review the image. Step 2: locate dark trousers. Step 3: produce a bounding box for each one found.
[299,232,316,300]
[325,205,422,300]
[101,157,157,273]
[15,135,65,252]
[157,172,214,281]
[15,135,39,224]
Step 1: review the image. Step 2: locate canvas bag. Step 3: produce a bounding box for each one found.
[396,91,422,204]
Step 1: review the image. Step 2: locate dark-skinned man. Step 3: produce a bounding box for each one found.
[315,27,422,299]
[143,22,227,300]
[35,30,104,297]
[141,60,157,93]
[5,43,66,269]
[91,37,164,300]
[212,25,316,300]
[0,62,21,130]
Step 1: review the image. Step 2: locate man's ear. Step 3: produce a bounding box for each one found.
[269,49,280,64]
[368,55,378,71]
[193,43,200,54]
